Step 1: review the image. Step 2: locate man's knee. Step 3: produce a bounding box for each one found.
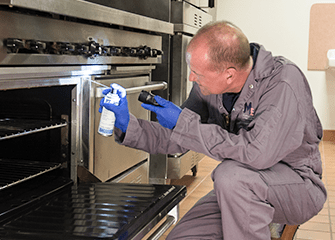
[212,160,268,201]
[212,160,243,192]
[212,160,253,187]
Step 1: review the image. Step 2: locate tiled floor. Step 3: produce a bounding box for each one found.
[149,140,335,240]
[295,140,335,240]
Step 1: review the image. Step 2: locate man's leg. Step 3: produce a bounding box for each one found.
[212,160,326,240]
[167,160,325,240]
[166,190,223,240]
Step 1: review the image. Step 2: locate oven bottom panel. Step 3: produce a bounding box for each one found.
[0,182,186,240]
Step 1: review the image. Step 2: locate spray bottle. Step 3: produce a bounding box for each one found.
[98,89,120,137]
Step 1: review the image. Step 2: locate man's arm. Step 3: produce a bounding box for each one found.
[171,80,304,170]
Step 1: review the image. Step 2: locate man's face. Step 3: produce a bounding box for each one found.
[186,49,227,96]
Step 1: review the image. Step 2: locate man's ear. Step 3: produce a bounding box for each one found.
[225,67,236,85]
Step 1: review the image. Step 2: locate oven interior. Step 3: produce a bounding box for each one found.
[0,85,74,225]
[0,86,72,164]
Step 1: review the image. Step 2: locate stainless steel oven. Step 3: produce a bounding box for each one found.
[0,1,186,239]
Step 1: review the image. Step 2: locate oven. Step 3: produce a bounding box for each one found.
[0,1,186,239]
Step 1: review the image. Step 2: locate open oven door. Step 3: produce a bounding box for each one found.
[0,181,186,240]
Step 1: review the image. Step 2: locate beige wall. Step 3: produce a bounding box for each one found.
[215,0,335,130]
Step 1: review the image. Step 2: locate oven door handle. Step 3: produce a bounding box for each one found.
[96,81,167,97]
[126,81,167,94]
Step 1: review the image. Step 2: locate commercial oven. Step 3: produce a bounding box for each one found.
[0,1,186,239]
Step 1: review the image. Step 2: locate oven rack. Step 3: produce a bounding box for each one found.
[0,118,67,141]
[0,159,62,191]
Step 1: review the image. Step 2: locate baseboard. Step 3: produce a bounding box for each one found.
[323,130,335,142]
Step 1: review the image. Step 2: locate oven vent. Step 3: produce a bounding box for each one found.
[0,159,61,191]
[194,14,203,27]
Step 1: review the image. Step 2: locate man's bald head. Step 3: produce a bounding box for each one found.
[187,21,251,72]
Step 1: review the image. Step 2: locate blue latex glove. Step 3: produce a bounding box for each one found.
[99,83,129,133]
[141,95,181,129]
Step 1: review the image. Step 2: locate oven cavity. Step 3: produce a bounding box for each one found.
[0,86,73,191]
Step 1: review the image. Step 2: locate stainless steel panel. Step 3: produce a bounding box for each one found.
[110,161,148,184]
[178,0,214,9]
[174,24,199,35]
[171,34,193,106]
[199,0,213,8]
[85,0,171,22]
[182,0,200,7]
[171,1,212,32]
[0,66,109,80]
[0,0,174,35]
[167,151,204,179]
[149,154,169,184]
[91,76,151,182]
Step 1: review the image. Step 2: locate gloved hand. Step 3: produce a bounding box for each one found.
[141,95,181,129]
[99,83,129,133]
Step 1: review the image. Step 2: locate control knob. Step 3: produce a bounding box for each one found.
[151,49,158,57]
[87,41,102,58]
[143,46,152,57]
[137,46,152,59]
[110,46,122,56]
[5,38,24,50]
[130,48,137,56]
[122,47,138,56]
[60,43,75,52]
[27,40,46,51]
[76,44,90,55]
[152,49,163,57]
[101,46,110,56]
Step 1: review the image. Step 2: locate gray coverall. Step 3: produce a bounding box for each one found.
[114,43,327,239]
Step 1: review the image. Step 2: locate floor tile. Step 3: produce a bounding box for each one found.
[299,221,330,232]
[296,229,331,240]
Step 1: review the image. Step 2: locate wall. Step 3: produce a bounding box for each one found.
[216,0,335,130]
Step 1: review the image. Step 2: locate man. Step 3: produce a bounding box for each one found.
[100,21,327,239]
